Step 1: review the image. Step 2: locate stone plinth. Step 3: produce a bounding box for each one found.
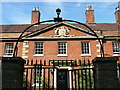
[93,57,120,90]
[1,57,25,90]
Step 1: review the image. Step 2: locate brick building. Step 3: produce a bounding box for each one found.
[0,5,120,62]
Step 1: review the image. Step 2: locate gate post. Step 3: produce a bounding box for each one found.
[1,57,25,90]
[93,57,120,90]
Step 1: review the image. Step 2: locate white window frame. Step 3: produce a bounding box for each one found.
[57,42,67,56]
[4,43,13,57]
[54,67,72,88]
[81,42,91,56]
[112,42,120,56]
[34,42,44,56]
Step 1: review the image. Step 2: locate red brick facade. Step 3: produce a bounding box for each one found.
[0,6,120,63]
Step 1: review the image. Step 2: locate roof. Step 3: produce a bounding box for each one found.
[0,23,119,33]
[90,23,119,31]
[74,23,119,31]
[22,22,102,38]
[0,24,51,33]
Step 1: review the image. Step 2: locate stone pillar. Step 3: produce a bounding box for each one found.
[1,57,25,90]
[93,57,120,90]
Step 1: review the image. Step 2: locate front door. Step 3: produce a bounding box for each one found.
[57,69,68,90]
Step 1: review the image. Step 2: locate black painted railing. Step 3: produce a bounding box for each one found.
[22,59,95,90]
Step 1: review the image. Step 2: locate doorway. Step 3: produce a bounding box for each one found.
[57,69,68,90]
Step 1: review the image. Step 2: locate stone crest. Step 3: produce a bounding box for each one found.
[55,26,70,36]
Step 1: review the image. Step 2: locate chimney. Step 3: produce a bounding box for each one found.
[85,5,95,23]
[31,7,40,24]
[115,6,120,23]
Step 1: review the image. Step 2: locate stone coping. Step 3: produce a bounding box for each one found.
[93,57,118,63]
[0,57,25,62]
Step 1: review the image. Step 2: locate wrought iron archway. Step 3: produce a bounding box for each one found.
[13,8,104,57]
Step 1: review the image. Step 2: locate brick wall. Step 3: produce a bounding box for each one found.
[27,40,98,60]
[104,41,113,57]
[1,25,120,62]
[0,42,23,57]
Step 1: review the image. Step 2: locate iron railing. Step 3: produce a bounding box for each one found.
[22,59,95,90]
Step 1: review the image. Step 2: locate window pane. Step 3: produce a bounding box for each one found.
[81,42,90,54]
[35,42,43,54]
[112,42,120,54]
[58,42,67,54]
[5,43,13,55]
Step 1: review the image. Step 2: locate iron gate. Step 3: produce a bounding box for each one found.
[22,60,95,90]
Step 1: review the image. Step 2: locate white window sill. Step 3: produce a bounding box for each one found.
[57,54,68,57]
[3,55,13,57]
[81,54,92,56]
[113,54,120,56]
[34,54,44,57]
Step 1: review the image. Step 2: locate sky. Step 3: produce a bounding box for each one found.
[0,0,120,25]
